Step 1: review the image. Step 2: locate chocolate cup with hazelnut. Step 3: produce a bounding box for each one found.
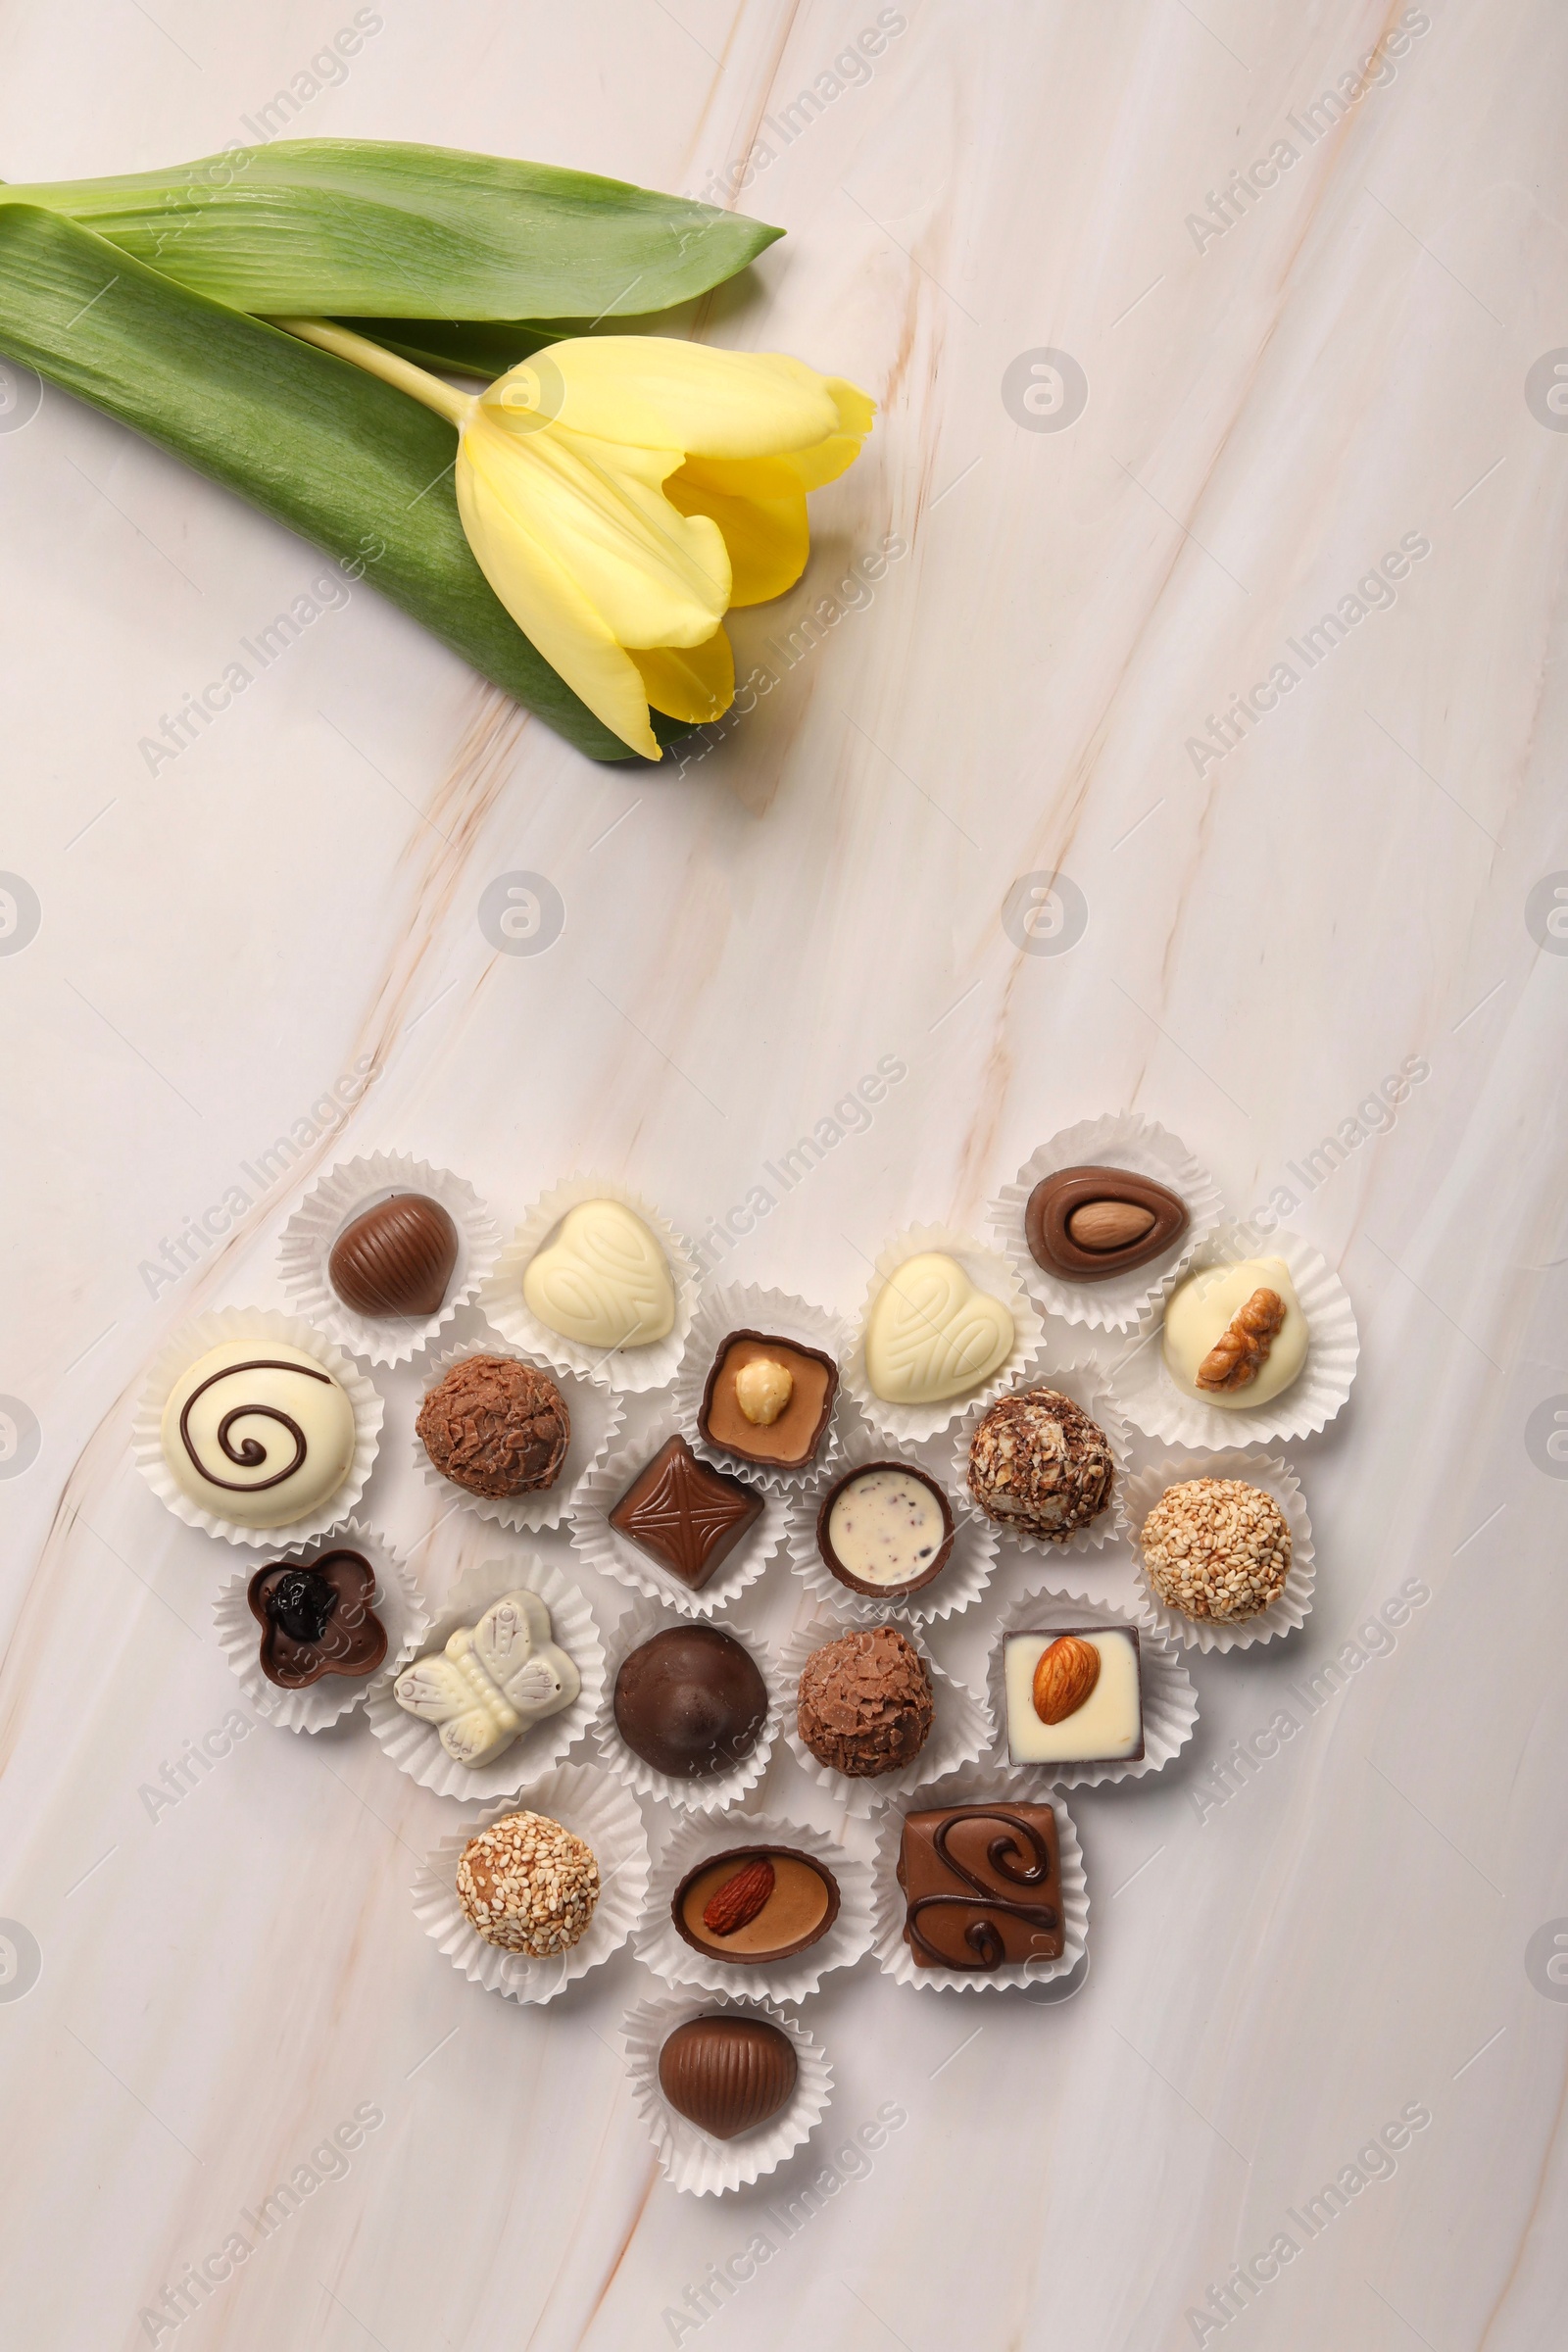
[815,1462,956,1600]
[698,1330,839,1471]
[671,1844,842,1965]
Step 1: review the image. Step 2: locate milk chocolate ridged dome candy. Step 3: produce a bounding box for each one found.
[328,1193,460,1318]
[657,2015,798,2139]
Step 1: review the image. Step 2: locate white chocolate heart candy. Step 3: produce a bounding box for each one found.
[864,1251,1015,1405]
[522,1200,675,1350]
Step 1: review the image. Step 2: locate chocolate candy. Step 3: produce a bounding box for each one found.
[658,2015,798,2139]
[161,1340,357,1527]
[456,1810,600,1955]
[796,1625,933,1778]
[816,1462,954,1597]
[1003,1628,1144,1765]
[672,1846,840,1964]
[1161,1256,1308,1408]
[394,1590,580,1767]
[898,1802,1064,1970]
[327,1193,459,1317]
[698,1332,838,1470]
[416,1355,570,1496]
[613,1624,768,1779]
[967,1388,1113,1542]
[522,1200,675,1349]
[863,1252,1014,1405]
[247,1550,387,1689]
[1024,1165,1188,1283]
[609,1436,762,1591]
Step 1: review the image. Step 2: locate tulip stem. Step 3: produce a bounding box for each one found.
[268,317,472,428]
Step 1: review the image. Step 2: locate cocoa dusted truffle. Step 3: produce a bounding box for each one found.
[966,1387,1113,1543]
[796,1625,933,1778]
[416,1354,570,1498]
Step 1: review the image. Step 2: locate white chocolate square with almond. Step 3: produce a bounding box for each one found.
[1004,1627,1144,1764]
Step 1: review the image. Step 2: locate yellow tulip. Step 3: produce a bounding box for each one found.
[274,319,873,758]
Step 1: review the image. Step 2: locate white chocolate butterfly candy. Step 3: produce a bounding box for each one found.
[393,1589,580,1768]
[864,1251,1015,1405]
[521,1200,676,1350]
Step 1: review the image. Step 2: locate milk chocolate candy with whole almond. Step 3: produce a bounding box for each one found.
[1024,1164,1188,1283]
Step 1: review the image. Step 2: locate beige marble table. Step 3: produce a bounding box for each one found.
[3,2,1566,2346]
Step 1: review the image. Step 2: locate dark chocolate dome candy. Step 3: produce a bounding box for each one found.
[657,2014,798,2139]
[612,1624,767,1779]
[328,1193,459,1318]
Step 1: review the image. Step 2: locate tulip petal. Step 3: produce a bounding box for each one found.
[629,626,735,724]
[515,337,846,459]
[665,467,808,605]
[456,440,662,759]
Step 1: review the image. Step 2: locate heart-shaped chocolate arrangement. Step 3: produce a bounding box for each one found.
[521,1199,675,1349]
[1025,1166,1188,1283]
[657,2014,799,2139]
[863,1250,1014,1405]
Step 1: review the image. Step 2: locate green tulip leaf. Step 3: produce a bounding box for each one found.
[0,203,681,760]
[0,140,781,321]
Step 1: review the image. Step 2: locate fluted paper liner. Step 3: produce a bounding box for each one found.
[986,1585,1198,1788]
[622,1989,832,2195]
[411,1764,648,2005]
[477,1173,700,1394]
[992,1112,1223,1334]
[949,1349,1131,1558]
[366,1554,605,1798]
[277,1152,501,1368]
[843,1224,1044,1446]
[412,1332,624,1533]
[591,1600,781,1814]
[569,1441,789,1620]
[871,1763,1089,1993]
[213,1519,427,1733]
[787,1427,998,1625]
[670,1282,848,1494]
[1121,1451,1315,1653]
[1107,1226,1358,1447]
[131,1306,383,1548]
[777,1613,992,1820]
[634,1810,877,2002]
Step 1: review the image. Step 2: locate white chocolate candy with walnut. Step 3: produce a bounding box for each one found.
[1161,1257,1307,1408]
[864,1251,1014,1405]
[521,1200,675,1349]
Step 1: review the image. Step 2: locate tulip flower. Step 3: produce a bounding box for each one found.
[275,319,873,758]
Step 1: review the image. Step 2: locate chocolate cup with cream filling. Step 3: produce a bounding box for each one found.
[1024,1165,1188,1283]
[815,1460,956,1600]
[671,1844,841,1965]
[698,1331,839,1471]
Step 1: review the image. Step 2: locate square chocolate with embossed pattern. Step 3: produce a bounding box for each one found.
[609,1435,763,1591]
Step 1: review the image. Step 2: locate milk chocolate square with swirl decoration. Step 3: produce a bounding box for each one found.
[897,1801,1063,1971]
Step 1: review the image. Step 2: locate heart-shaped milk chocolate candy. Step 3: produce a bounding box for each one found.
[864,1250,1015,1405]
[521,1200,676,1349]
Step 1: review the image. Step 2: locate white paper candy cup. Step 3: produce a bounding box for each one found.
[787,1433,998,1625]
[569,1441,788,1620]
[622,1990,832,2195]
[365,1554,605,1799]
[844,1224,1045,1446]
[1107,1226,1358,1447]
[412,1333,625,1534]
[777,1614,993,1819]
[870,1763,1089,1993]
[1121,1452,1316,1653]
[992,1113,1223,1334]
[411,1765,649,2005]
[276,1152,501,1368]
[131,1307,383,1548]
[633,1811,877,2003]
[212,1519,428,1733]
[668,1282,847,1494]
[592,1602,780,1814]
[984,1585,1199,1789]
[949,1350,1131,1559]
[477,1173,700,1394]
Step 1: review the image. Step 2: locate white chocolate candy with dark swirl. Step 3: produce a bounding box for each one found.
[160,1340,357,1526]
